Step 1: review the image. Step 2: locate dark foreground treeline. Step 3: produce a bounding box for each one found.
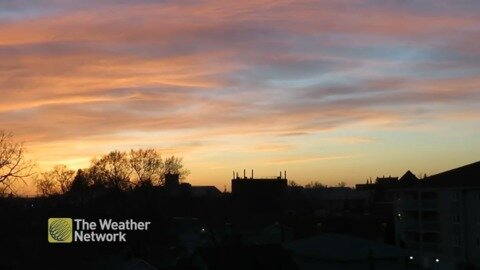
[0,184,394,270]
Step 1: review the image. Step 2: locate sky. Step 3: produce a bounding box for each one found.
[1,0,480,194]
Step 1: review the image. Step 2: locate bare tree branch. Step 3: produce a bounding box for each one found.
[0,130,35,195]
[129,149,163,186]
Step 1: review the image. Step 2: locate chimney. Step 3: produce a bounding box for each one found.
[165,173,179,189]
[243,169,246,179]
[251,169,254,179]
[284,171,287,179]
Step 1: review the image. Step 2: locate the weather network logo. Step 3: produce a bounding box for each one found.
[48,217,151,243]
[48,218,73,243]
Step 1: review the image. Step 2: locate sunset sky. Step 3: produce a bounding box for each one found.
[1,0,480,194]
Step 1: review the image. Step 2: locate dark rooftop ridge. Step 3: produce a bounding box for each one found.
[399,170,418,182]
[423,160,480,187]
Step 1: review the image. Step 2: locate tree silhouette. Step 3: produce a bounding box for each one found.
[45,165,75,193]
[129,149,163,187]
[35,176,57,196]
[35,165,75,196]
[33,148,191,194]
[163,155,190,182]
[0,130,34,195]
[335,181,347,188]
[305,181,326,189]
[288,180,300,187]
[89,150,132,190]
[69,169,90,193]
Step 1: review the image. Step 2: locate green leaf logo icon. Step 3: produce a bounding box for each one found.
[48,218,72,243]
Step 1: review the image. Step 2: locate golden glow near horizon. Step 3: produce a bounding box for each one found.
[1,0,480,195]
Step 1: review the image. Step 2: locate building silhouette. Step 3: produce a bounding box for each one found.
[231,170,288,199]
[164,173,221,198]
[394,161,480,269]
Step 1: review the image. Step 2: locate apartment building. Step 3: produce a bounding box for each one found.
[394,161,480,269]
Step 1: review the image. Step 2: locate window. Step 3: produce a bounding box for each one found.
[423,232,440,243]
[405,231,420,242]
[422,211,438,221]
[453,235,461,247]
[453,214,461,224]
[452,190,460,201]
[422,192,437,200]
